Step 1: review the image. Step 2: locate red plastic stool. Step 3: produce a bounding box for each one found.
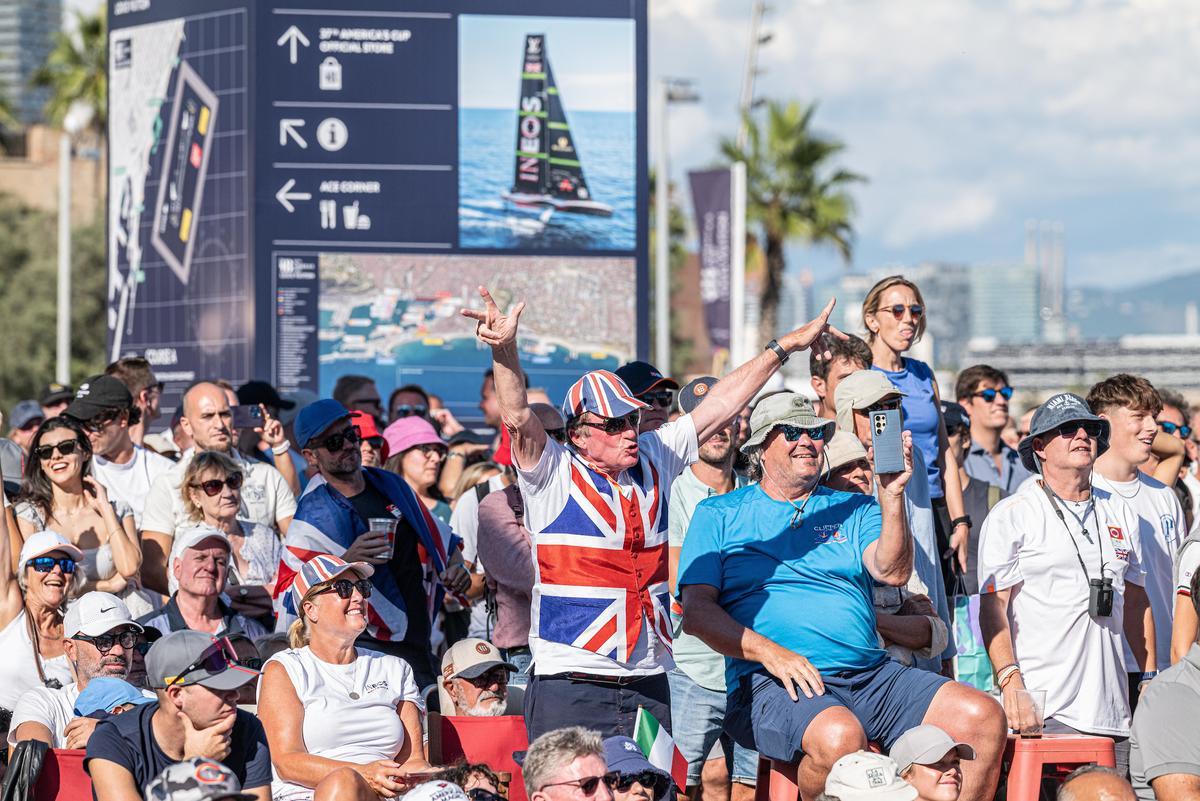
[754,757,799,801]
[1003,734,1116,801]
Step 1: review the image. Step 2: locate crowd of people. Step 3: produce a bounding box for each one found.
[0,277,1197,801]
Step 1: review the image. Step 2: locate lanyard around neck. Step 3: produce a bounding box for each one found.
[1039,480,1105,583]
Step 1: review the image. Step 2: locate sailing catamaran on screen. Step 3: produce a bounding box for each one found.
[501,33,613,218]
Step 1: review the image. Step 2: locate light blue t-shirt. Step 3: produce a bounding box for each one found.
[873,358,943,499]
[677,484,888,687]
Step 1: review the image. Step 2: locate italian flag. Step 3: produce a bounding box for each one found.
[634,707,688,790]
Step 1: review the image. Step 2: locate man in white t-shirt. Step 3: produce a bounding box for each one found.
[65,375,174,531]
[9,592,146,750]
[1087,375,1186,694]
[141,382,297,594]
[979,392,1156,776]
[462,285,846,741]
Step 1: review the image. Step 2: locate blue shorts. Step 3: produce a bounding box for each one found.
[724,659,949,763]
[668,669,758,785]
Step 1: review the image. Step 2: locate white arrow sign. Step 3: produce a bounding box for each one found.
[279,118,307,148]
[276,25,310,65]
[275,179,311,213]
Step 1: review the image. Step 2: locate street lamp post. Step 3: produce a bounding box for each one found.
[654,78,699,374]
[56,100,94,385]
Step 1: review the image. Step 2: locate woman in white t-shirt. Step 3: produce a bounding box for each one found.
[259,554,432,801]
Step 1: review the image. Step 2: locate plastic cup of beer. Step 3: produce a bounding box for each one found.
[367,518,398,559]
[1014,689,1046,738]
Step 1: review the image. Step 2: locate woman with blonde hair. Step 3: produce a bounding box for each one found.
[259,554,433,801]
[861,274,969,586]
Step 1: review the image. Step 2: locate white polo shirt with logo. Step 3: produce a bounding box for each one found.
[978,477,1145,736]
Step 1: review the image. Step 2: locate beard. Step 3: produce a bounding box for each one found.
[464,692,506,717]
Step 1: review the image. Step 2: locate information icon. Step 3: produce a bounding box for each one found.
[316,117,348,152]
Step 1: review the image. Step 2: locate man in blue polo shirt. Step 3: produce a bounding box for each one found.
[678,393,1005,801]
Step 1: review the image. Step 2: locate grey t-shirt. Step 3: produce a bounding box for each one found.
[1130,643,1200,800]
[962,477,1006,596]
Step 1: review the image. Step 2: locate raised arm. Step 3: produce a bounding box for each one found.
[689,298,847,443]
[460,287,544,471]
[0,465,23,627]
[863,432,915,586]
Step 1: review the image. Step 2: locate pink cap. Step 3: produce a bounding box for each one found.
[383,415,444,456]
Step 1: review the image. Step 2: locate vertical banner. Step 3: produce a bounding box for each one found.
[688,168,733,359]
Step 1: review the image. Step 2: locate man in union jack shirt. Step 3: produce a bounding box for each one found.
[462,286,847,739]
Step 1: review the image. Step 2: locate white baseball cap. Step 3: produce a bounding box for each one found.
[64,591,142,638]
[403,782,469,801]
[19,530,84,572]
[173,525,232,555]
[825,752,917,801]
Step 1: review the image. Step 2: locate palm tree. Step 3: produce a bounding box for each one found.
[721,100,863,348]
[31,10,107,139]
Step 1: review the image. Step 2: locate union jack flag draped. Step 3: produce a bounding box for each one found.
[273,467,460,641]
[531,451,674,663]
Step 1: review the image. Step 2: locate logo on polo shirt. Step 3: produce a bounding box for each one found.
[1108,526,1129,561]
[813,524,847,544]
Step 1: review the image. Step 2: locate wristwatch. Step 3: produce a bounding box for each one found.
[765,339,789,365]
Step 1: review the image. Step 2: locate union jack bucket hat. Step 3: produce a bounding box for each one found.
[291,553,375,610]
[561,369,650,422]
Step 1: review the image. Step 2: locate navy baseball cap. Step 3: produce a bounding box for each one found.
[940,401,970,433]
[10,400,44,430]
[1017,392,1109,472]
[602,736,671,789]
[677,377,718,415]
[295,399,352,449]
[615,361,679,396]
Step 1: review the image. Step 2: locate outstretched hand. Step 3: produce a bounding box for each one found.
[460,286,526,350]
[777,297,849,362]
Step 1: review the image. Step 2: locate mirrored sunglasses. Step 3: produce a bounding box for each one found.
[778,424,827,442]
[972,387,1014,403]
[28,556,77,574]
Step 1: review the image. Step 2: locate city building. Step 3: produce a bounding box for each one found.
[969,263,1040,344]
[0,0,61,126]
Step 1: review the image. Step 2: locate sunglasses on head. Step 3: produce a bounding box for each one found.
[166,636,241,687]
[540,775,617,795]
[638,390,674,409]
[316,426,362,452]
[34,440,80,461]
[1160,421,1193,439]
[609,771,670,798]
[972,387,1014,403]
[392,404,427,419]
[877,304,923,320]
[28,556,77,574]
[315,578,373,600]
[82,409,123,433]
[581,410,640,436]
[1052,421,1105,440]
[74,628,139,654]
[193,473,244,497]
[777,424,827,442]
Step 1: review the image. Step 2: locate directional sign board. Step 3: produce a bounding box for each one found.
[108,0,647,424]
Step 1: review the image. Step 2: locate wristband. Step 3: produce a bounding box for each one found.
[446,452,467,461]
[1140,670,1159,681]
[765,339,789,365]
[996,664,1021,687]
[950,515,972,530]
[271,441,291,456]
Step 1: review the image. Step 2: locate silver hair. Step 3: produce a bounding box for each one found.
[523,726,605,798]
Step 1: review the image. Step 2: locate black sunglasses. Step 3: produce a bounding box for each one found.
[638,390,674,409]
[540,775,617,795]
[878,303,924,320]
[28,556,77,574]
[468,789,505,801]
[364,435,385,450]
[193,473,244,497]
[609,771,669,798]
[972,387,1014,403]
[315,578,373,600]
[82,409,123,433]
[581,411,640,436]
[777,424,827,442]
[134,640,153,656]
[1052,421,1105,440]
[392,404,427,419]
[463,666,509,687]
[545,426,567,443]
[34,440,80,460]
[316,426,362,452]
[74,629,139,654]
[1160,421,1193,439]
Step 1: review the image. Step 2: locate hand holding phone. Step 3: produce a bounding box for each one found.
[230,404,263,430]
[870,409,905,474]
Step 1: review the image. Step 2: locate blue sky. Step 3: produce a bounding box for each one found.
[651,0,1200,288]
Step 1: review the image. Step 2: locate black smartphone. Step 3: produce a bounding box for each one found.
[231,404,263,429]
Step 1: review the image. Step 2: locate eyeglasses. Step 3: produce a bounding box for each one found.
[28,556,77,574]
[363,435,385,451]
[580,411,640,436]
[82,410,123,433]
[777,424,827,442]
[34,440,79,460]
[74,629,139,654]
[392,404,427,419]
[468,789,505,801]
[609,771,670,798]
[315,426,362,452]
[865,398,902,414]
[1160,421,1193,439]
[545,427,567,443]
[1052,421,1105,440]
[877,304,924,320]
[971,387,1014,403]
[166,636,242,687]
[463,666,509,687]
[314,578,373,600]
[638,390,674,409]
[193,473,244,497]
[540,775,617,795]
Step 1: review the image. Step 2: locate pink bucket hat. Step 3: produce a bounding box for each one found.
[383,415,444,456]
